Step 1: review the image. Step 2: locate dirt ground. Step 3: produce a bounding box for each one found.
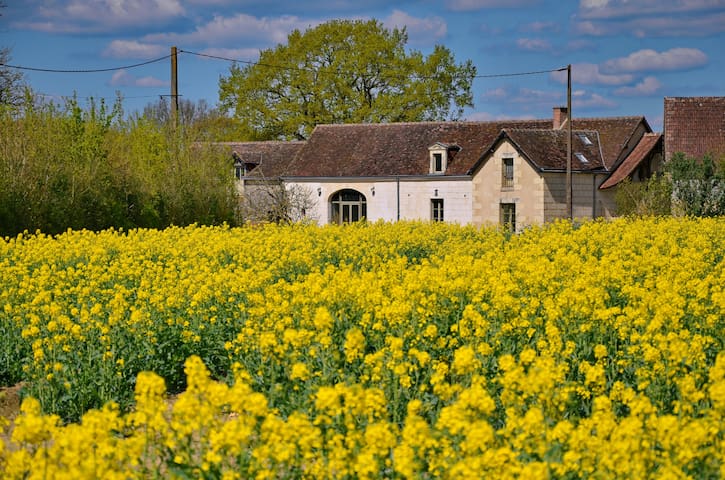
[0,383,23,437]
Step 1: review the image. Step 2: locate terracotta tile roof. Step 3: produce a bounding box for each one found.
[664,97,725,161]
[570,116,648,169]
[288,121,550,177]
[600,133,662,189]
[214,141,305,178]
[500,128,606,171]
[215,116,648,179]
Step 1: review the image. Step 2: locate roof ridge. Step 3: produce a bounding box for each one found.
[313,119,551,128]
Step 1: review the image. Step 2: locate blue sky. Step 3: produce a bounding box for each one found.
[2,0,724,131]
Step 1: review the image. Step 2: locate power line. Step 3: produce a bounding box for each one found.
[2,48,566,79]
[179,49,566,79]
[0,54,172,73]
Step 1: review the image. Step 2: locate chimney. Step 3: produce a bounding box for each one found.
[553,106,568,130]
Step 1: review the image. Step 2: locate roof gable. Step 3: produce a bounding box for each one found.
[470,128,606,175]
[600,133,662,189]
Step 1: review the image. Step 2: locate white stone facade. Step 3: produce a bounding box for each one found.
[284,176,473,225]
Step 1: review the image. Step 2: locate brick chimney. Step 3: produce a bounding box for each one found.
[553,106,568,130]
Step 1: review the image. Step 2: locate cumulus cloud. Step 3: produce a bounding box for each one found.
[18,0,184,33]
[516,38,552,52]
[104,40,167,59]
[601,48,708,74]
[384,10,447,45]
[143,13,315,47]
[551,63,633,86]
[109,69,168,88]
[575,0,725,36]
[614,76,662,96]
[447,0,540,11]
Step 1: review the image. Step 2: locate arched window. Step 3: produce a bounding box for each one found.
[330,189,367,224]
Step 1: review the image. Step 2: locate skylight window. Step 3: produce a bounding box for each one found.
[575,152,589,164]
[577,133,593,146]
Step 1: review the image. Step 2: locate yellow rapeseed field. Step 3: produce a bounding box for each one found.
[1,218,724,478]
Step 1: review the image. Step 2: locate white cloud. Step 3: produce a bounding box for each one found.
[601,48,708,73]
[575,1,725,36]
[574,92,617,109]
[614,76,662,96]
[516,38,552,52]
[104,40,167,59]
[384,10,447,45]
[143,13,315,47]
[109,69,168,88]
[447,0,539,11]
[578,0,724,20]
[19,0,184,33]
[551,63,634,86]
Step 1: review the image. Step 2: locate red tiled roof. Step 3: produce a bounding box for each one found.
[215,141,305,177]
[285,117,645,177]
[600,133,662,189]
[288,121,551,177]
[501,128,606,171]
[570,117,647,169]
[664,97,725,161]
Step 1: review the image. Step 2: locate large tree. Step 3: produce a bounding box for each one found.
[218,19,476,140]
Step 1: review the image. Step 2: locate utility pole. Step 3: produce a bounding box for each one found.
[171,46,178,127]
[566,64,572,220]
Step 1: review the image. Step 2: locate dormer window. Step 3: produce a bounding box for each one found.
[429,143,450,174]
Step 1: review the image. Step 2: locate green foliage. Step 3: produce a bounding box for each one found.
[614,174,672,217]
[0,93,239,236]
[668,152,725,217]
[218,19,476,140]
[0,46,25,107]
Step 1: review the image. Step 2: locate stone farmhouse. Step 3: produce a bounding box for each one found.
[223,106,665,231]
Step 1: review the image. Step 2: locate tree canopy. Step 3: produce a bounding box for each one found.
[218,19,476,140]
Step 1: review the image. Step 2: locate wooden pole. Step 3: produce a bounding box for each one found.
[566,64,572,220]
[171,46,178,127]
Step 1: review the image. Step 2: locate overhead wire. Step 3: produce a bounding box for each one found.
[1,49,567,101]
[0,54,172,73]
[179,49,566,79]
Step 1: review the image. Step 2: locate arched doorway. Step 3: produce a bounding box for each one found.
[330,189,367,224]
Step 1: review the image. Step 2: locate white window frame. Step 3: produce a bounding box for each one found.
[431,198,444,222]
[428,144,448,174]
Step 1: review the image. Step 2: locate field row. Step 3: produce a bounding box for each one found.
[1,218,724,478]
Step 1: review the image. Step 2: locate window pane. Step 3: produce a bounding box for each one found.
[351,204,359,222]
[501,203,516,231]
[431,199,444,222]
[502,158,514,188]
